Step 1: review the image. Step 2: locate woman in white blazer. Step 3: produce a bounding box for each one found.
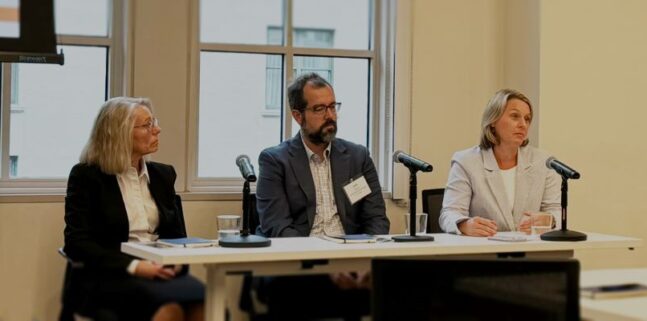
[440,89,561,236]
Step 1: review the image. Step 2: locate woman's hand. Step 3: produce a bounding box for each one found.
[134,261,176,280]
[457,217,498,236]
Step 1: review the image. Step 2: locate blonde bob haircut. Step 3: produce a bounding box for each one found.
[80,97,153,175]
[479,89,533,150]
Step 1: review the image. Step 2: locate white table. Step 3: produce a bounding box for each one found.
[122,232,641,321]
[581,268,647,321]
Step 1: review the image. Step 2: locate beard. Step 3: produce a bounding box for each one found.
[302,119,337,145]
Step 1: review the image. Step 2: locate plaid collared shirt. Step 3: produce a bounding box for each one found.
[302,138,345,237]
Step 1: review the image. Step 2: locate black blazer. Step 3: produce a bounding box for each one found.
[256,133,390,237]
[64,161,186,275]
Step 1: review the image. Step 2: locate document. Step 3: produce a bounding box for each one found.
[321,234,377,244]
[156,237,218,248]
[488,232,530,242]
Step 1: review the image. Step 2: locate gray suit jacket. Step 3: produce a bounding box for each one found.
[256,133,389,237]
[440,146,561,234]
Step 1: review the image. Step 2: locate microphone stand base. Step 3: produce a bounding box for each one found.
[219,234,272,248]
[540,229,587,242]
[392,235,435,242]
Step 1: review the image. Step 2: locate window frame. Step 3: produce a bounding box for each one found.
[265,26,336,113]
[188,0,395,195]
[0,0,127,195]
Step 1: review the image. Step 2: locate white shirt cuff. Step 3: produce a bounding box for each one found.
[127,259,140,275]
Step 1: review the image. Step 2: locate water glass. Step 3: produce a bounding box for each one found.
[531,213,554,235]
[217,214,241,239]
[403,213,428,234]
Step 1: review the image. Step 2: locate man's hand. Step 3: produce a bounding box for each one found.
[134,261,176,280]
[457,217,497,237]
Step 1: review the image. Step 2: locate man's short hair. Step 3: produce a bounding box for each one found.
[287,73,333,112]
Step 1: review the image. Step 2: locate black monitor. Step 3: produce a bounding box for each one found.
[372,258,580,321]
[0,0,64,64]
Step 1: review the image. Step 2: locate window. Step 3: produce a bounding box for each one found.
[0,0,124,193]
[265,26,333,110]
[195,0,394,192]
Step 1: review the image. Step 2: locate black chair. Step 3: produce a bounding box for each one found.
[58,247,84,321]
[421,188,444,233]
[58,248,119,321]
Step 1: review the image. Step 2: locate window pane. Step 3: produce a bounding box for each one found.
[200,0,283,45]
[291,57,369,147]
[54,0,109,37]
[9,45,108,178]
[293,0,370,50]
[199,52,282,178]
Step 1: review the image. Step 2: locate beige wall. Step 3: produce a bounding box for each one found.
[412,0,505,192]
[1,0,646,320]
[538,0,647,268]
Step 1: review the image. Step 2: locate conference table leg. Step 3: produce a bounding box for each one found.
[205,265,227,321]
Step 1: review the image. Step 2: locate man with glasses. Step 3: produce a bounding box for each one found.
[256,72,389,320]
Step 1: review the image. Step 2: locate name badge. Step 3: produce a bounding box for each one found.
[343,175,371,205]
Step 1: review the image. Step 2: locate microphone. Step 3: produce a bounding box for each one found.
[235,154,257,182]
[393,150,433,172]
[546,157,580,179]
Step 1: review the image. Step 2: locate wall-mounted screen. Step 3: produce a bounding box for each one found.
[0,0,63,64]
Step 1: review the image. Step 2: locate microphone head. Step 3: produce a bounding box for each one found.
[236,154,250,165]
[545,156,556,169]
[393,150,403,163]
[235,154,257,182]
[546,156,580,179]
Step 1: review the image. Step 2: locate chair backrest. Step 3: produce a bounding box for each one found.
[174,194,187,235]
[58,248,94,321]
[421,188,444,233]
[59,249,77,321]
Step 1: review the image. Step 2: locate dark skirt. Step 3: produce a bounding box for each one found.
[93,273,205,320]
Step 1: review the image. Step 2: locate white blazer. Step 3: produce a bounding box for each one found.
[440,145,561,234]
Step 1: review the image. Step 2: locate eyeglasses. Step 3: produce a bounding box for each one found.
[134,118,159,131]
[302,102,342,116]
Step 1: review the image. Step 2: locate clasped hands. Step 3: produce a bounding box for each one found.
[134,261,182,280]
